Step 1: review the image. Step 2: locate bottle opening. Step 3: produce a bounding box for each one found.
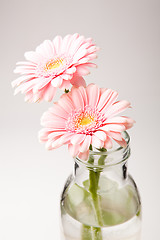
[75,131,130,168]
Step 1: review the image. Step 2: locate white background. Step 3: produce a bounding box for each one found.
[0,0,160,239]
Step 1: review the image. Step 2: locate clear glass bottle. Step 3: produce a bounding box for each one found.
[60,132,141,240]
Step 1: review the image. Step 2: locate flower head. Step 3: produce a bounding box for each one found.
[39,84,134,160]
[12,34,98,102]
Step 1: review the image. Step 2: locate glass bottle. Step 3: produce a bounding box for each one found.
[60,131,141,240]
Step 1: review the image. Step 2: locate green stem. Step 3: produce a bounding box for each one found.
[88,147,107,227]
[82,146,107,240]
[92,227,103,240]
[89,170,103,226]
[82,225,92,240]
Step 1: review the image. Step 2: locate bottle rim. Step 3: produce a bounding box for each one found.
[75,131,130,168]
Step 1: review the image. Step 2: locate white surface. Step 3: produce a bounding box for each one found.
[0,0,160,239]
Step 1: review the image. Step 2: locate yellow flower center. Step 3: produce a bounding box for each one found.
[66,106,105,134]
[44,58,64,70]
[80,117,93,126]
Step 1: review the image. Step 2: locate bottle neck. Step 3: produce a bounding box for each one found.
[73,132,131,188]
[74,159,129,189]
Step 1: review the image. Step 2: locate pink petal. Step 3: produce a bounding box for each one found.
[78,150,89,161]
[11,75,34,87]
[121,117,135,129]
[59,80,71,90]
[97,89,118,112]
[49,103,69,119]
[58,93,75,113]
[76,66,90,76]
[93,131,106,141]
[61,73,72,81]
[14,66,36,74]
[101,91,119,114]
[43,84,57,102]
[33,78,51,93]
[24,90,34,102]
[70,74,86,87]
[85,53,97,60]
[69,35,85,55]
[70,134,86,145]
[86,84,100,107]
[52,132,74,148]
[61,34,71,54]
[24,51,42,63]
[65,67,76,75]
[91,135,104,149]
[51,76,63,87]
[100,124,126,132]
[38,129,53,142]
[41,115,66,128]
[66,33,79,54]
[105,116,129,124]
[107,131,123,141]
[68,143,80,157]
[114,138,127,148]
[78,86,88,106]
[104,136,113,149]
[14,79,37,95]
[53,35,62,54]
[80,62,97,68]
[16,61,36,66]
[105,100,131,119]
[74,57,89,65]
[42,40,55,58]
[71,87,84,110]
[72,48,87,63]
[79,135,91,153]
[48,131,66,141]
[45,139,56,150]
[86,46,98,54]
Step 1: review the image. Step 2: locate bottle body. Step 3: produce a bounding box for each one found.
[60,132,141,240]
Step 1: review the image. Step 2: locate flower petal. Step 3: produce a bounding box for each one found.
[24,51,42,63]
[71,87,84,110]
[11,75,34,87]
[97,89,118,112]
[52,133,74,149]
[76,66,90,76]
[70,134,86,145]
[78,86,88,106]
[100,124,126,132]
[114,138,127,148]
[105,100,131,119]
[53,35,62,54]
[91,135,104,149]
[70,74,86,87]
[78,150,89,161]
[93,131,106,141]
[104,136,113,149]
[68,143,80,157]
[86,84,100,107]
[51,76,63,87]
[79,135,91,153]
[107,131,123,141]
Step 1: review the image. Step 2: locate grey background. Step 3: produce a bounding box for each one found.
[0,0,160,239]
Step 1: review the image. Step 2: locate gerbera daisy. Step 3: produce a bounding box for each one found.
[39,84,134,160]
[12,33,98,102]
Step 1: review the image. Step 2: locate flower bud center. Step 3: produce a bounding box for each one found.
[45,58,64,70]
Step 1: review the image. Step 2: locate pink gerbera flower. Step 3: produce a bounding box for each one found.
[12,33,98,102]
[39,84,134,160]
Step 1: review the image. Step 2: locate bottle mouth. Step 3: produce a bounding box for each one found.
[75,131,130,168]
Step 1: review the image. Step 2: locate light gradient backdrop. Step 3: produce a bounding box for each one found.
[0,0,160,239]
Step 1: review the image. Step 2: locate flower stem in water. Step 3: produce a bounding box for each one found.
[82,146,107,240]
